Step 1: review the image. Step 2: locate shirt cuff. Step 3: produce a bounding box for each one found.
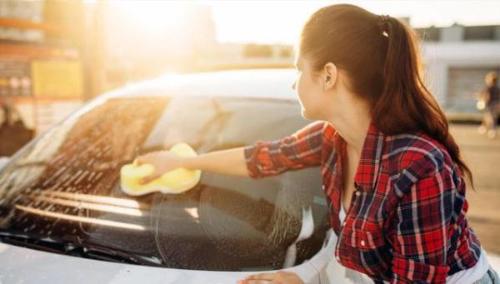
[243,143,262,178]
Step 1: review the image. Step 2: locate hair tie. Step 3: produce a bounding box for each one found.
[378,14,390,37]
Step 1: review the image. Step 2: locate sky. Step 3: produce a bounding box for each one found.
[103,0,500,45]
[204,0,500,44]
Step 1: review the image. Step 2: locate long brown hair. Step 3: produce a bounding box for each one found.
[300,4,474,188]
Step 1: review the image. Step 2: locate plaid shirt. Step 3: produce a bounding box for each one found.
[244,121,482,283]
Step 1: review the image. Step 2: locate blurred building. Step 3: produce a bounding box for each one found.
[0,0,85,134]
[416,25,500,114]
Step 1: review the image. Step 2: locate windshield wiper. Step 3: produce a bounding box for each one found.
[0,231,162,266]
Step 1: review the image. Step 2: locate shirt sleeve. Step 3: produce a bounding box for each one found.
[243,121,325,178]
[390,150,456,283]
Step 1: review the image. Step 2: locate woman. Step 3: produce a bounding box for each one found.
[137,4,499,284]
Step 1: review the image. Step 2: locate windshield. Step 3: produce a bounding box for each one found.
[0,95,329,271]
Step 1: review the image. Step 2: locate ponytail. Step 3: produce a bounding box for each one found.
[374,16,474,189]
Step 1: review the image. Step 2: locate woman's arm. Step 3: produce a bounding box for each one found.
[183,147,249,177]
[390,151,457,283]
[243,121,325,178]
[135,147,248,183]
[136,121,326,183]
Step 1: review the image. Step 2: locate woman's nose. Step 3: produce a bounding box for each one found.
[291,81,296,90]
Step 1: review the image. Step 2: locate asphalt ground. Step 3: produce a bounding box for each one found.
[450,124,500,254]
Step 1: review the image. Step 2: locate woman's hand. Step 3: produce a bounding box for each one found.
[134,151,186,184]
[238,271,304,284]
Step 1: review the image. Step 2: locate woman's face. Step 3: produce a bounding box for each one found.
[292,55,329,120]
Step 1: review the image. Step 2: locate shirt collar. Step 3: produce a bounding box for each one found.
[335,120,385,191]
[355,121,385,190]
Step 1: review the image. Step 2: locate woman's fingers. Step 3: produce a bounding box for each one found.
[139,172,161,184]
[134,151,182,184]
[133,153,161,184]
[136,150,165,164]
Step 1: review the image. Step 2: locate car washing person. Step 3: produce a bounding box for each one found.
[136,4,499,284]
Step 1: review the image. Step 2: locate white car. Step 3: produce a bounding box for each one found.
[0,69,497,284]
[0,69,347,284]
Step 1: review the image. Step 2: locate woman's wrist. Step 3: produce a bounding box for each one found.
[180,156,198,170]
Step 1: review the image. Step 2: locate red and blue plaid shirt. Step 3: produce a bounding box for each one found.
[244,121,482,283]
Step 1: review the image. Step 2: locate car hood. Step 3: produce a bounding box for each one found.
[0,231,336,284]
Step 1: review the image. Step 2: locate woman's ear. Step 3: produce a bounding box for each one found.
[323,62,337,91]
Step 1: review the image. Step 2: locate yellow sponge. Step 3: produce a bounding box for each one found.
[120,143,201,195]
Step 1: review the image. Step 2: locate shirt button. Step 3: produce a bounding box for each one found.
[360,240,366,247]
[355,191,361,197]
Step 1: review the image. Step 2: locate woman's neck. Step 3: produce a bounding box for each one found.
[326,98,372,156]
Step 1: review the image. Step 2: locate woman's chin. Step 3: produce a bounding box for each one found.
[301,108,315,120]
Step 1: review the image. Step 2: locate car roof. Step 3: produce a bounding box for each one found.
[102,68,298,101]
